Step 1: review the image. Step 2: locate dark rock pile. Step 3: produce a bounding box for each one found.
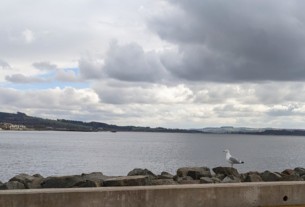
[1,167,305,190]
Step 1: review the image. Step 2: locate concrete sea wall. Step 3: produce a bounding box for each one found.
[1,182,305,207]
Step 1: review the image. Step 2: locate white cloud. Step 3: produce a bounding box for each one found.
[95,83,193,104]
[22,29,35,44]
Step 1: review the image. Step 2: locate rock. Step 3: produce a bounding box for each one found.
[0,181,25,190]
[177,167,212,180]
[81,172,109,187]
[151,179,177,185]
[9,173,43,189]
[281,169,297,176]
[158,172,174,179]
[174,175,193,182]
[294,167,305,177]
[200,177,214,184]
[41,175,84,188]
[215,174,226,181]
[222,176,241,183]
[212,167,240,178]
[74,180,99,187]
[244,173,263,182]
[260,171,282,182]
[127,168,157,179]
[280,175,303,181]
[211,177,222,183]
[103,175,150,187]
[33,174,44,178]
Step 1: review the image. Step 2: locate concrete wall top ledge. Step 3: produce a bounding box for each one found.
[1,181,305,207]
[1,181,305,195]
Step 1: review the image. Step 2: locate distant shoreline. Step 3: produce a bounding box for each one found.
[1,111,305,135]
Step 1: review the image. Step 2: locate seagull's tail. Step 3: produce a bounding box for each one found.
[240,161,244,164]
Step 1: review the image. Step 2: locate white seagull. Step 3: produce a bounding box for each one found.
[223,149,244,167]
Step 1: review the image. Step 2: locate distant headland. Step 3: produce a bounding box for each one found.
[1,111,305,135]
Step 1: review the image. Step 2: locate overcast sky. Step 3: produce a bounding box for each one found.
[1,0,305,129]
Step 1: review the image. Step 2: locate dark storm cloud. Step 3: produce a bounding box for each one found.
[149,0,305,82]
[102,42,166,82]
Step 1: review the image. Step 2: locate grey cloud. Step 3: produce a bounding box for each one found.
[267,104,301,117]
[213,104,260,118]
[102,42,166,82]
[33,61,58,70]
[253,82,305,105]
[267,108,294,117]
[96,86,153,104]
[149,0,305,82]
[78,58,104,80]
[95,83,166,105]
[55,70,79,82]
[5,74,48,83]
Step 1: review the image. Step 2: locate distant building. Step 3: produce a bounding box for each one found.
[0,123,27,130]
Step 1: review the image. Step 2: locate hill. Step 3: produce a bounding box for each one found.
[0,111,195,133]
[1,111,305,135]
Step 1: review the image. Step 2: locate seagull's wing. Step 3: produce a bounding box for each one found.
[229,156,242,164]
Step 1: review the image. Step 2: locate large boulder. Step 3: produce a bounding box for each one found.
[294,167,305,177]
[212,167,240,178]
[73,180,99,187]
[260,171,282,182]
[81,172,109,187]
[200,177,214,184]
[157,171,174,179]
[173,175,193,182]
[280,175,303,181]
[244,172,263,182]
[41,175,84,188]
[103,175,150,186]
[0,181,25,190]
[222,176,241,183]
[177,167,212,180]
[127,168,157,179]
[281,169,297,176]
[9,173,44,189]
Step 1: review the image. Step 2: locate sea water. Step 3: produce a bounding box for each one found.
[0,131,305,181]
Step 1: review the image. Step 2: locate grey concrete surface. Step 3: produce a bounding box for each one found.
[0,182,305,207]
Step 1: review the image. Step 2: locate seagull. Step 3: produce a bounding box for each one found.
[223,149,244,167]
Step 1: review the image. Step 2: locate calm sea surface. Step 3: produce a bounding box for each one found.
[0,131,305,181]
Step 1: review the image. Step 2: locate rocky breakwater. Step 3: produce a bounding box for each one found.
[1,167,305,190]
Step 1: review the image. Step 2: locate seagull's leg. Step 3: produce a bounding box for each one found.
[231,163,233,168]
